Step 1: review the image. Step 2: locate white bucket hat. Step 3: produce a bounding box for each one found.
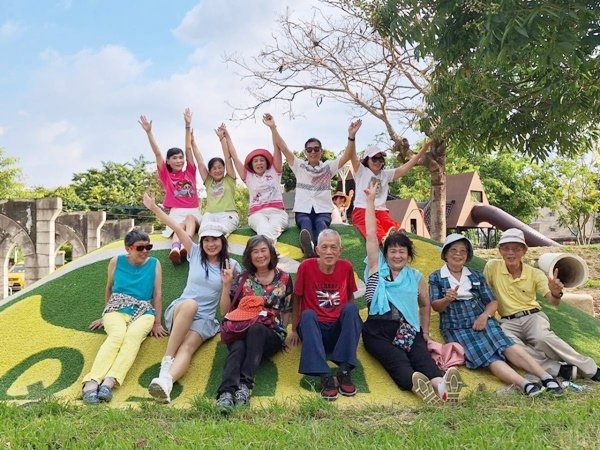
[498,228,527,248]
[441,233,473,262]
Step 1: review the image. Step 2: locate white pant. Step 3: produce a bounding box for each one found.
[161,207,202,237]
[202,211,240,236]
[247,207,289,243]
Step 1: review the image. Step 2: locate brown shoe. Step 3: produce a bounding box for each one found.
[336,370,357,397]
[169,248,181,265]
[320,375,338,401]
[179,247,188,262]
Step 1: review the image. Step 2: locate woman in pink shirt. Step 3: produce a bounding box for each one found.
[226,125,289,247]
[139,109,202,265]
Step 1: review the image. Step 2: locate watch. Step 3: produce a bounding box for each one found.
[554,291,564,299]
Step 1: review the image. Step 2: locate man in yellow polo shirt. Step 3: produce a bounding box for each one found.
[484,228,600,383]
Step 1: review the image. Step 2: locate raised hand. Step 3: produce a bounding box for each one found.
[142,192,158,212]
[184,108,193,126]
[215,123,226,140]
[221,259,234,286]
[262,113,276,129]
[348,118,362,138]
[548,268,564,296]
[364,180,379,200]
[138,115,152,132]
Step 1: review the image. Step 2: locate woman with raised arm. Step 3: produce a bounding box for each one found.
[225,122,289,247]
[82,229,167,404]
[187,112,239,235]
[361,181,464,405]
[429,234,563,396]
[143,193,241,403]
[139,109,201,265]
[215,235,293,412]
[349,141,429,243]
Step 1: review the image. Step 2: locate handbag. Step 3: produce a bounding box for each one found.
[220,315,260,345]
[220,273,251,345]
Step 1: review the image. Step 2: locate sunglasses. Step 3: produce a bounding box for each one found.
[134,244,153,252]
[371,155,385,163]
[305,146,322,153]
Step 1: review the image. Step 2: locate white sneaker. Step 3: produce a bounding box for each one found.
[158,356,174,379]
[149,376,173,403]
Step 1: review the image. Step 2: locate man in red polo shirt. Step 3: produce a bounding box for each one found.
[287,229,362,401]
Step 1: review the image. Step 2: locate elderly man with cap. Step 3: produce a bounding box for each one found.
[286,229,362,401]
[483,228,600,383]
[262,112,362,257]
[349,141,429,243]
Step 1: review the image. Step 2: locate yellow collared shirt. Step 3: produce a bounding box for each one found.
[483,259,549,317]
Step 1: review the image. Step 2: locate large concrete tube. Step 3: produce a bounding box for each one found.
[537,253,589,288]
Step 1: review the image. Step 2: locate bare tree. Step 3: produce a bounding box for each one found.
[226,0,449,240]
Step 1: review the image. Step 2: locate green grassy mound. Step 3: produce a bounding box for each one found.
[1,226,598,407]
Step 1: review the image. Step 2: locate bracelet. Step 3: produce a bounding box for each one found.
[348,137,355,141]
[185,126,191,129]
[219,137,225,141]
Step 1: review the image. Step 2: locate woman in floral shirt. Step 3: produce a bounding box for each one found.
[216,235,292,411]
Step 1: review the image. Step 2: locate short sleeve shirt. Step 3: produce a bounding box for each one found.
[352,164,395,210]
[177,243,241,319]
[205,175,236,213]
[243,166,285,214]
[291,158,340,213]
[158,161,199,209]
[483,259,549,317]
[294,258,357,323]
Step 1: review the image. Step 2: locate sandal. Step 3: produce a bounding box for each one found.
[97,384,113,402]
[541,377,564,396]
[82,389,100,405]
[524,382,543,397]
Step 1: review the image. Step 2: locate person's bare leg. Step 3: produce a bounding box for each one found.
[164,300,197,357]
[169,331,204,382]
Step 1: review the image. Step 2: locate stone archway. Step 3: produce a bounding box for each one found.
[0,215,36,299]
[55,223,87,261]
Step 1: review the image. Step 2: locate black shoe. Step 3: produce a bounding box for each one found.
[299,229,315,258]
[524,382,543,397]
[591,368,600,382]
[558,364,577,381]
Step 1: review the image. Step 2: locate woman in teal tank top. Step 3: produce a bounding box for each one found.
[81,230,167,404]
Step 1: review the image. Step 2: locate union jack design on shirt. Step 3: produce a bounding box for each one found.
[317,290,341,308]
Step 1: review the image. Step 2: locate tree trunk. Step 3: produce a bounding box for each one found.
[425,139,447,242]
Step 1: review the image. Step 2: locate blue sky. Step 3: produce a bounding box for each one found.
[0,0,420,189]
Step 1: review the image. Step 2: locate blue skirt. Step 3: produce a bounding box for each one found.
[442,319,514,369]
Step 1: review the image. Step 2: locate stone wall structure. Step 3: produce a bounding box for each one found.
[0,199,112,299]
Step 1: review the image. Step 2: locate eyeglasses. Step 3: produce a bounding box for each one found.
[448,249,468,256]
[371,155,385,163]
[305,146,322,153]
[134,244,153,252]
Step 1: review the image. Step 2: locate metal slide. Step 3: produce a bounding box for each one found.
[470,204,560,247]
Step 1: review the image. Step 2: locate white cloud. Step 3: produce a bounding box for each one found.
[0,20,25,42]
[0,126,5,136]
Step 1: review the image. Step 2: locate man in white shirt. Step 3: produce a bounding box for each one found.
[262,113,362,257]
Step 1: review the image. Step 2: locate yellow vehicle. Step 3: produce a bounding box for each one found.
[8,264,25,292]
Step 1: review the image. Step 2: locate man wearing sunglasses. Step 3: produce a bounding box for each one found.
[263,113,362,258]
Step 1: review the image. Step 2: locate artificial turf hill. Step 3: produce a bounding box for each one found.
[1,226,599,408]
